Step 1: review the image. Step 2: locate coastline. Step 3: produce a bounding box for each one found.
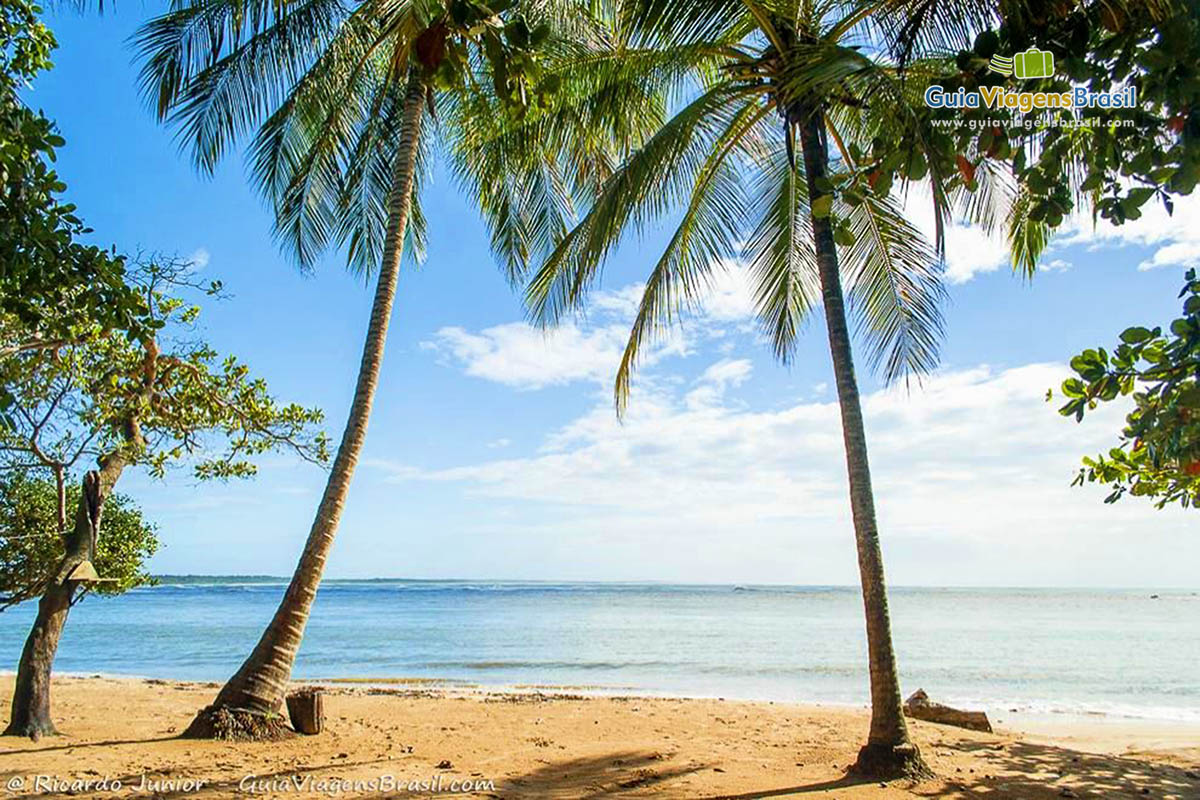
[16,670,1200,728]
[1,675,1196,799]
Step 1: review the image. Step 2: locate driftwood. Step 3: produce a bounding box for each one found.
[286,688,324,735]
[903,689,992,733]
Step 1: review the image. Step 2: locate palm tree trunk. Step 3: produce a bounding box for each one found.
[796,108,929,779]
[187,71,427,733]
[4,455,130,739]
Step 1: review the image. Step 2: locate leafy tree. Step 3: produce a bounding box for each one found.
[1057,270,1200,508]
[134,0,615,738]
[0,470,158,605]
[0,256,328,739]
[923,0,1198,272]
[0,0,147,360]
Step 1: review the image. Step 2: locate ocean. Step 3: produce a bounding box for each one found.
[1,579,1196,723]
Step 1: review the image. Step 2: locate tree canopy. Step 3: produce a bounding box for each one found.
[1,256,330,482]
[0,471,158,608]
[0,255,329,604]
[0,0,147,358]
[1058,270,1200,508]
[915,0,1198,273]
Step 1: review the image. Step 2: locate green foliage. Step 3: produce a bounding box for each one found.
[0,470,158,604]
[0,255,330,482]
[923,0,1200,272]
[511,1,950,411]
[1057,270,1200,508]
[0,0,147,354]
[134,0,576,276]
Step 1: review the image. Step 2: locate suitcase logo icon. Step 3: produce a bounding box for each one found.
[988,48,1055,79]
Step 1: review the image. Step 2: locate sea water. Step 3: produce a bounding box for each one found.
[0,580,1195,723]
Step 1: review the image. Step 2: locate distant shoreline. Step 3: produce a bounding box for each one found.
[147,576,1200,591]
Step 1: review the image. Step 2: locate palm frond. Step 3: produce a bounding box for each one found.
[525,81,760,326]
[743,130,820,364]
[840,190,946,382]
[134,0,355,173]
[613,99,769,412]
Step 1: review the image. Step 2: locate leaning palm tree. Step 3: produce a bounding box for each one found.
[515,0,1010,777]
[135,0,650,737]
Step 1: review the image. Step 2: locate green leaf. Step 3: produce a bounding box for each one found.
[811,194,834,219]
[1119,326,1154,344]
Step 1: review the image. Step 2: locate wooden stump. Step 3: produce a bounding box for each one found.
[285,688,324,735]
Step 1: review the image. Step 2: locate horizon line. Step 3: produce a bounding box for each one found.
[148,575,1199,591]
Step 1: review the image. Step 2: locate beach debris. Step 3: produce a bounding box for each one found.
[184,704,292,741]
[436,760,453,769]
[285,687,325,735]
[617,769,658,789]
[903,689,993,733]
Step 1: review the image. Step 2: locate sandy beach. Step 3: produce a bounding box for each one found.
[1,676,1196,799]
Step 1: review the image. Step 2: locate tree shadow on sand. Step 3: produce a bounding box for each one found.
[0,757,396,800]
[0,734,178,756]
[493,749,709,799]
[913,740,1199,800]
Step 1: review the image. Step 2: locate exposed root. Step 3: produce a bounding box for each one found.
[2,718,58,741]
[850,741,934,781]
[181,705,294,741]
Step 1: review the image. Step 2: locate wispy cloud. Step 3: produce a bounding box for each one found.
[380,358,1191,562]
[187,247,211,271]
[1058,192,1200,272]
[420,274,758,393]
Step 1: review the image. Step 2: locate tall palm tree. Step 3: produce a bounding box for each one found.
[516,0,1005,777]
[135,0,644,736]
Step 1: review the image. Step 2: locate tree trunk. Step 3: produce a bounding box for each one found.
[4,456,128,739]
[186,71,427,733]
[796,109,929,779]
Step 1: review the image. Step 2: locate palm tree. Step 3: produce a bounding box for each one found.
[135,0,647,737]
[516,0,1006,777]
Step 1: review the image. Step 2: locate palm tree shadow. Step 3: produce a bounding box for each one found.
[494,752,889,799]
[0,734,177,756]
[495,749,708,799]
[3,756,396,800]
[697,774,874,799]
[914,740,1199,800]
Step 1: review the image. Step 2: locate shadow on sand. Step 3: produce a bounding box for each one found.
[911,739,1199,800]
[0,734,1196,798]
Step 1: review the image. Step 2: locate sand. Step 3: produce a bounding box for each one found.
[1,676,1197,799]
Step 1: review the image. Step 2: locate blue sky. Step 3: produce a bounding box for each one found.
[26,9,1200,586]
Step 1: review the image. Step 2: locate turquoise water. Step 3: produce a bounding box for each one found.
[1,580,1196,722]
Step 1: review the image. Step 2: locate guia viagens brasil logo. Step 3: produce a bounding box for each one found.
[925,47,1136,113]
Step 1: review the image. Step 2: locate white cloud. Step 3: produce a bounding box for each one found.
[1055,191,1200,272]
[422,276,756,392]
[423,322,631,389]
[379,362,1192,570]
[901,187,1011,284]
[1138,240,1200,271]
[698,260,758,321]
[685,358,754,410]
[699,358,753,388]
[901,182,1200,283]
[187,247,211,271]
